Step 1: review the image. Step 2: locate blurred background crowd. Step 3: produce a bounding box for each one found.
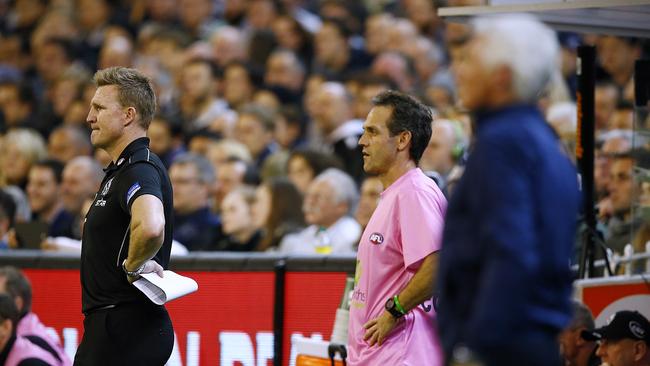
[0,0,648,264]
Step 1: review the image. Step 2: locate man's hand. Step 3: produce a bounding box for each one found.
[363,311,398,347]
[126,260,164,283]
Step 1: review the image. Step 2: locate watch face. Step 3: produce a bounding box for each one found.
[385,298,395,310]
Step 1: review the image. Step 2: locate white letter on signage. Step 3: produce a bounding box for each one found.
[219,332,255,366]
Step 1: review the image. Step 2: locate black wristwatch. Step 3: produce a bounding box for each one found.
[385,297,405,318]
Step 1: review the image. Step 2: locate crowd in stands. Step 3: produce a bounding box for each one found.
[0,0,648,265]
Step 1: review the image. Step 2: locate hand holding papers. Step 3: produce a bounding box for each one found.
[133,270,198,305]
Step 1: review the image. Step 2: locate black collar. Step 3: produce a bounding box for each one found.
[103,137,151,173]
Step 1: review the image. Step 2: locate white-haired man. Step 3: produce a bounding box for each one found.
[437,15,580,365]
[278,168,361,254]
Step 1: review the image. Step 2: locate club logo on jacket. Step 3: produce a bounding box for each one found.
[369,232,384,245]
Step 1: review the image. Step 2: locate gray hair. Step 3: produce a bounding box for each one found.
[313,168,359,215]
[471,14,559,103]
[171,153,215,185]
[569,300,595,330]
[66,156,104,185]
[93,67,156,129]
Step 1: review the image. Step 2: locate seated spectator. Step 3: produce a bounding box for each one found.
[287,148,343,195]
[222,62,257,111]
[186,129,221,157]
[0,267,71,365]
[60,157,103,239]
[0,81,42,134]
[178,58,230,134]
[309,82,365,183]
[604,155,640,255]
[213,157,251,212]
[582,310,650,366]
[215,186,262,251]
[354,176,383,231]
[419,119,468,187]
[1,129,47,191]
[146,116,186,169]
[46,126,92,164]
[169,153,222,251]
[234,103,278,171]
[0,294,59,365]
[26,160,74,240]
[273,106,306,151]
[558,301,600,366]
[0,191,17,250]
[279,168,360,254]
[252,178,305,251]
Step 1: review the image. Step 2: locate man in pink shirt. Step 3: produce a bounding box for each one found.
[349,90,446,365]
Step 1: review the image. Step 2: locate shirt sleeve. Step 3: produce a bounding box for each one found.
[399,188,446,269]
[116,162,163,213]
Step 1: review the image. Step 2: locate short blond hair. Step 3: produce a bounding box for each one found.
[93,67,156,129]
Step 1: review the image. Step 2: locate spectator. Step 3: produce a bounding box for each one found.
[179,0,218,40]
[209,26,247,68]
[234,103,278,170]
[46,126,92,163]
[179,58,230,133]
[147,116,185,169]
[310,82,365,183]
[287,148,343,195]
[273,106,306,151]
[279,168,360,254]
[582,310,650,366]
[0,294,59,365]
[252,177,305,251]
[26,159,75,239]
[595,82,620,132]
[0,128,47,190]
[558,301,600,366]
[596,130,632,203]
[60,157,103,239]
[0,266,71,365]
[0,191,17,250]
[222,62,257,111]
[169,153,222,251]
[605,155,640,255]
[313,18,370,80]
[597,36,642,89]
[214,158,249,211]
[353,176,383,231]
[264,49,305,96]
[0,81,41,134]
[216,186,262,251]
[419,119,467,186]
[271,15,314,66]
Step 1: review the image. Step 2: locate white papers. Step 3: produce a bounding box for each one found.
[133,271,198,305]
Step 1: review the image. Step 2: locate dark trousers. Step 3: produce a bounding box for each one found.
[74,302,174,366]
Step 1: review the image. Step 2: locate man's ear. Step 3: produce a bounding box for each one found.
[397,130,412,152]
[124,107,137,126]
[633,340,647,361]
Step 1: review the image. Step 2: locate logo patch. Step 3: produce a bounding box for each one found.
[126,182,141,204]
[630,321,646,339]
[101,178,114,195]
[369,232,384,245]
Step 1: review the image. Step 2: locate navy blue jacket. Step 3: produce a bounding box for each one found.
[437,105,580,360]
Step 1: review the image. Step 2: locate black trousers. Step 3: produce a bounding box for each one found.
[74,302,174,366]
